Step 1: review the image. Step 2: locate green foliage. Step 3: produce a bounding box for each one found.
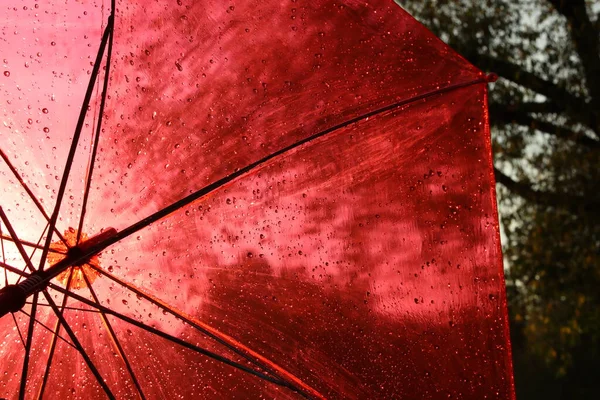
[400,0,600,398]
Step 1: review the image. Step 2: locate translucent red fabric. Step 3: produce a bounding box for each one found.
[0,0,514,398]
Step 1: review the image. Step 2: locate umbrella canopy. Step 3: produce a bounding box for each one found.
[1,0,515,398]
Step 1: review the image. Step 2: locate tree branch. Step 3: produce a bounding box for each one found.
[471,53,599,135]
[547,0,600,106]
[468,54,600,136]
[494,168,599,213]
[489,105,600,149]
[470,54,583,106]
[503,101,595,131]
[509,102,562,115]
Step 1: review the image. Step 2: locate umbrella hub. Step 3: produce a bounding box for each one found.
[47,227,102,289]
[0,228,116,318]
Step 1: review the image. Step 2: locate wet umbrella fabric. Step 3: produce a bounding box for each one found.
[0,0,515,398]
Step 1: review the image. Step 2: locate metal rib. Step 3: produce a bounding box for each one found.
[18,292,38,400]
[37,269,75,400]
[37,17,114,271]
[81,270,147,399]
[41,289,116,399]
[0,149,67,245]
[77,17,115,245]
[47,282,294,390]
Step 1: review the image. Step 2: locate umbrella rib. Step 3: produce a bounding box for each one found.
[0,234,66,255]
[99,76,490,251]
[86,264,321,399]
[18,309,76,351]
[47,281,300,391]
[17,223,50,285]
[76,18,115,245]
[1,224,7,286]
[11,312,26,348]
[37,16,113,271]
[81,270,147,400]
[18,292,38,400]
[90,264,323,398]
[0,149,68,246]
[0,209,47,286]
[0,261,28,278]
[0,207,37,274]
[36,269,75,400]
[40,289,117,399]
[27,302,103,314]
[4,216,54,397]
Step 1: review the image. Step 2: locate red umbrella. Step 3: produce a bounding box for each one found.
[1,0,514,398]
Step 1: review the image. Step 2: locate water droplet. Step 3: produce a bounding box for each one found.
[43,127,49,133]
[3,71,9,77]
[122,299,128,305]
[42,108,49,114]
